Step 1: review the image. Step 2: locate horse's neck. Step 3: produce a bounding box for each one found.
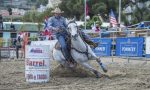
[71,36,87,50]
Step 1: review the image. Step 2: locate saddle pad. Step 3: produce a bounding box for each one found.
[55,41,61,50]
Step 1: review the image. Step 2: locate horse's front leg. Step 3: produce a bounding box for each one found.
[96,57,107,73]
[89,48,108,73]
[80,62,102,78]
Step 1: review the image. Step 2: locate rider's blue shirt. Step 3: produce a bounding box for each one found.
[48,16,67,33]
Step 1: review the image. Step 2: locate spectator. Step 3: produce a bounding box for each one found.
[10,23,15,30]
[0,14,3,30]
[15,37,22,59]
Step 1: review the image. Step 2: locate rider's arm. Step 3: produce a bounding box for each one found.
[48,17,58,31]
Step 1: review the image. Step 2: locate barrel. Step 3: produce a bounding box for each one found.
[25,45,50,83]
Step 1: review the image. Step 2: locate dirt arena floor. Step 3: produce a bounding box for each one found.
[0,57,150,90]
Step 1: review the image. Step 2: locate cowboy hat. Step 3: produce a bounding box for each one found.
[51,7,64,13]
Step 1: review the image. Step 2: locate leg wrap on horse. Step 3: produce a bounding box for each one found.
[97,60,107,73]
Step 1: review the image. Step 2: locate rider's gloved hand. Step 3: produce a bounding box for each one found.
[53,27,60,32]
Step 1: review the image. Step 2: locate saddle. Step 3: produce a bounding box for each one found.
[55,42,61,50]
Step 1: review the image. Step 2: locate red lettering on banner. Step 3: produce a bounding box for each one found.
[26,59,45,66]
[37,74,47,79]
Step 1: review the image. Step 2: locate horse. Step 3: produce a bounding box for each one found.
[66,21,107,77]
[31,21,108,78]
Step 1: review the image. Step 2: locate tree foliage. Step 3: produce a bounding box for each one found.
[22,0,150,27]
[22,8,52,23]
[59,0,149,26]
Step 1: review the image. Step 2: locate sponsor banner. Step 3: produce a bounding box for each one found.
[146,37,150,57]
[115,37,144,57]
[25,58,50,70]
[25,70,49,83]
[25,45,50,58]
[91,38,112,56]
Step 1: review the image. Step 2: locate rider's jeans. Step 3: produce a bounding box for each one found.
[57,35,70,60]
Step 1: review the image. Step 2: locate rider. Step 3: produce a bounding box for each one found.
[48,7,73,63]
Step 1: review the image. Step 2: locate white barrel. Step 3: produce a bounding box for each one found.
[25,45,50,83]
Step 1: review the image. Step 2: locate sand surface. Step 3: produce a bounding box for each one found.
[0,57,150,90]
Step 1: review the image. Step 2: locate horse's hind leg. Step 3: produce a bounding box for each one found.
[80,62,102,78]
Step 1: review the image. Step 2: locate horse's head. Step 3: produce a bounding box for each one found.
[67,20,79,40]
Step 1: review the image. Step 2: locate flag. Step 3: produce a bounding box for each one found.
[109,9,117,27]
[42,16,52,40]
[43,16,50,34]
[86,1,88,16]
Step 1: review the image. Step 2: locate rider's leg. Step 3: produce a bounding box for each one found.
[84,39,98,48]
[80,31,98,48]
[58,35,70,61]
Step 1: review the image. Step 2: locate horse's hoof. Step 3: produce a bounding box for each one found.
[60,64,65,68]
[69,63,75,68]
[103,69,108,73]
[93,70,102,78]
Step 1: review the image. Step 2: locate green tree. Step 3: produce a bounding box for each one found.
[22,0,150,26]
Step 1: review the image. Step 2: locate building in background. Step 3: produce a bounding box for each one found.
[0,22,43,46]
[47,0,61,8]
[2,0,28,8]
[37,5,47,13]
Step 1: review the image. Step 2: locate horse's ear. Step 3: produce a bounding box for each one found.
[72,16,76,22]
[66,18,74,25]
[66,18,70,24]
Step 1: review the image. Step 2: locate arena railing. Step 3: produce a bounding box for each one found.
[87,28,150,62]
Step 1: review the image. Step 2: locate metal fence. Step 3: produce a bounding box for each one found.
[95,28,150,62]
[1,28,150,61]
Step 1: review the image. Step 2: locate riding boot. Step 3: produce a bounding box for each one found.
[84,39,99,48]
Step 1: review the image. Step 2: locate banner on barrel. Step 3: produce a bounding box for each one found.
[91,38,112,56]
[25,45,50,83]
[25,45,50,58]
[25,58,50,70]
[25,70,49,83]
[115,37,144,57]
